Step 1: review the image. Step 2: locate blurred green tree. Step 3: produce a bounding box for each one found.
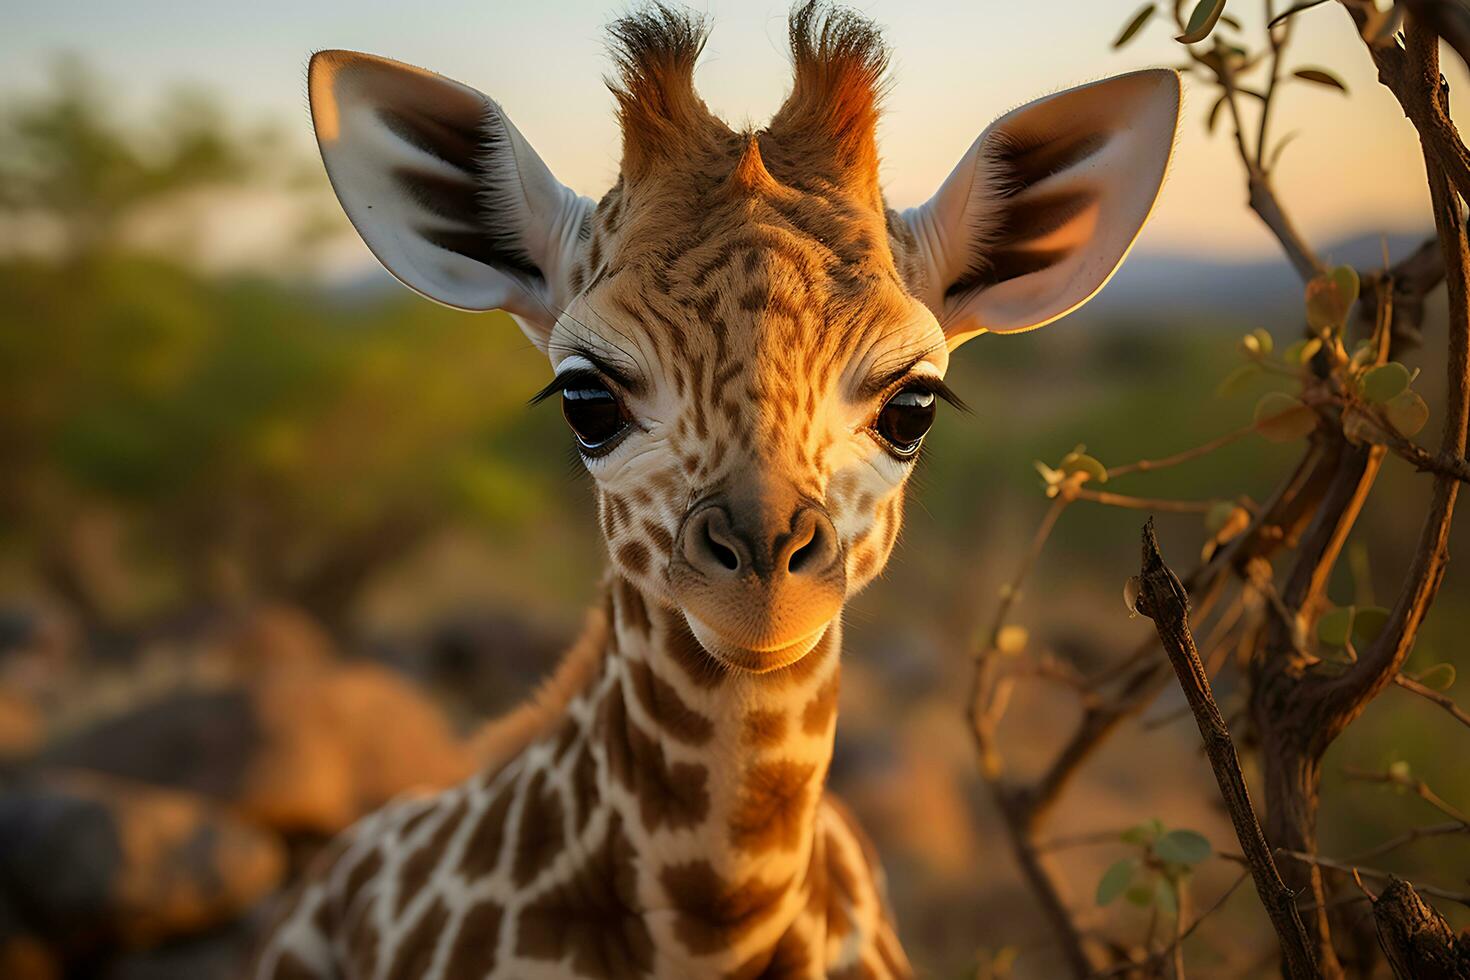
[0,63,573,634]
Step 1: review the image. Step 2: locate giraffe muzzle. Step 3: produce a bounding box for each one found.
[670,496,845,671]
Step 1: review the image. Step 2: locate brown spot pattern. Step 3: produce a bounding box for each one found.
[660,860,791,955]
[600,683,710,832]
[513,770,567,886]
[384,896,449,980]
[627,657,714,745]
[395,797,465,915]
[662,617,723,689]
[729,759,817,853]
[743,708,787,748]
[444,898,503,978]
[459,789,513,880]
[516,815,653,978]
[270,951,320,980]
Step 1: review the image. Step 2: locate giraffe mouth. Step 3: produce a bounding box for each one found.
[682,614,831,673]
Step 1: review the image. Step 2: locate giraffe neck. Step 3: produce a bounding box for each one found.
[572,573,842,966]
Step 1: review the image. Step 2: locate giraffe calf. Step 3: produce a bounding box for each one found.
[254,2,1180,976]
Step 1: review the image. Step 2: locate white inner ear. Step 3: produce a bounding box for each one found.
[309,50,593,341]
[902,69,1181,346]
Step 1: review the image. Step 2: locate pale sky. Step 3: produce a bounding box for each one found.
[3,0,1455,266]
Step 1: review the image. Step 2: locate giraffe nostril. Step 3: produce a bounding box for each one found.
[787,535,819,573]
[704,522,740,571]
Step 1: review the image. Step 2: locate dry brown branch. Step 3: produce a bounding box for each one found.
[1341,767,1470,827]
[1168,0,1324,279]
[1393,673,1470,730]
[1359,413,1470,485]
[1368,875,1470,978]
[1314,14,1470,744]
[1351,4,1470,207]
[1067,487,1224,514]
[1104,423,1256,481]
[1259,852,1470,908]
[1345,821,1468,864]
[1133,519,1319,979]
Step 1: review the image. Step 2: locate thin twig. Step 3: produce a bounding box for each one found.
[1133,520,1319,979]
[1104,423,1256,480]
[1360,413,1470,485]
[1238,850,1470,907]
[1068,488,1222,514]
[1393,672,1470,730]
[1341,767,1470,827]
[1343,821,1468,864]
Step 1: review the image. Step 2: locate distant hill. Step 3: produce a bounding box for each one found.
[1078,230,1432,328]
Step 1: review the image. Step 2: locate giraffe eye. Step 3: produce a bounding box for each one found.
[874,386,936,458]
[562,381,630,455]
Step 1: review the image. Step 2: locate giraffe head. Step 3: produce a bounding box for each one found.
[308,3,1180,674]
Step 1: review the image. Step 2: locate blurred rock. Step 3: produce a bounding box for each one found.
[0,770,284,953]
[210,605,335,672]
[0,934,60,980]
[96,915,263,980]
[419,609,571,717]
[0,688,42,761]
[39,658,474,836]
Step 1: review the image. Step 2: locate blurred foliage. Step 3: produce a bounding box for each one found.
[0,57,267,255]
[0,65,576,629]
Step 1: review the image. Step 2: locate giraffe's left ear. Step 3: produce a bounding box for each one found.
[900,69,1180,347]
[308,50,594,348]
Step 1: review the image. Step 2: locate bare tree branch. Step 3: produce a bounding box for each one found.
[1315,15,1470,742]
[1133,519,1319,980]
[1393,673,1470,731]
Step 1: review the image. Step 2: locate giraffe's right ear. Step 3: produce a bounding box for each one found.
[899,69,1180,348]
[308,50,593,347]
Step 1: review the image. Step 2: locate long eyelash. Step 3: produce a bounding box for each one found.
[899,375,970,414]
[528,368,606,406]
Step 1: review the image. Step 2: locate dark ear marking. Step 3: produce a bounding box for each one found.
[376,103,483,165]
[946,129,1110,295]
[992,129,1108,189]
[365,87,547,283]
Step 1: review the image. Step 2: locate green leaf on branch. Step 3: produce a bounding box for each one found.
[1240,328,1273,356]
[1204,500,1238,534]
[1318,605,1354,647]
[1154,829,1212,865]
[1113,3,1156,49]
[1217,364,1260,397]
[1154,878,1179,915]
[1267,0,1330,30]
[1125,883,1157,907]
[1384,390,1429,436]
[1206,94,1227,133]
[1121,819,1165,845]
[1360,362,1411,404]
[1305,265,1359,332]
[1267,131,1301,170]
[1352,605,1390,645]
[1097,858,1139,906]
[1177,0,1229,43]
[1060,449,1108,484]
[1283,337,1323,366]
[1254,392,1316,442]
[1293,67,1348,92]
[1415,663,1457,692]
